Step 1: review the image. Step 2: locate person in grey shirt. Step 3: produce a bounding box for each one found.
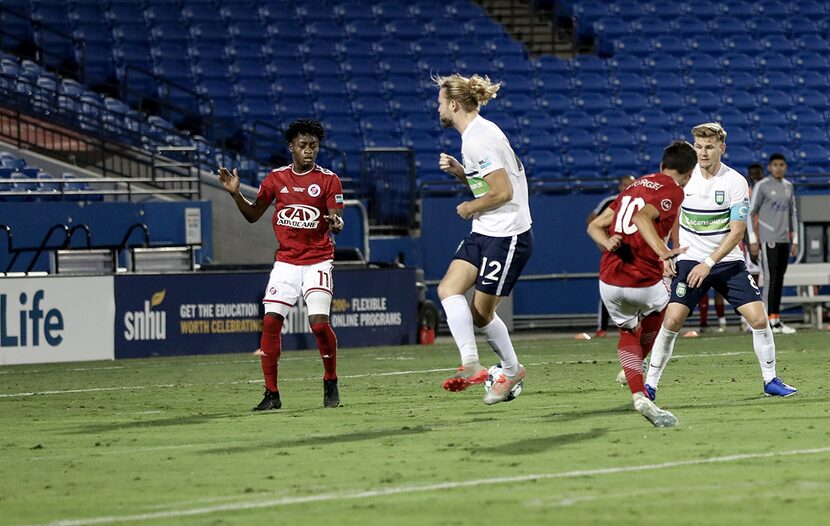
[747,153,799,334]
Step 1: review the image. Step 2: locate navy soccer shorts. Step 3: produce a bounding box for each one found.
[669,260,762,313]
[453,229,533,297]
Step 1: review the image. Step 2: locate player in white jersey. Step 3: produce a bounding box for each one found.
[432,73,533,405]
[646,123,797,400]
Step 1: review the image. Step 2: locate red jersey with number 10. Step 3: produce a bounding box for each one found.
[256,164,344,265]
[599,173,684,287]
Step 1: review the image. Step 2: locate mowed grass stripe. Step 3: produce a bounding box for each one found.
[38,446,830,526]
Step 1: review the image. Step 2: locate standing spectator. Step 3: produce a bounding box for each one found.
[586,174,635,338]
[218,119,345,411]
[747,153,799,334]
[433,73,534,405]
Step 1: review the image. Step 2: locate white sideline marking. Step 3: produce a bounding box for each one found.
[0,350,777,398]
[36,446,830,526]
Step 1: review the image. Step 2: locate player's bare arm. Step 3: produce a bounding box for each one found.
[587,207,622,252]
[632,205,686,261]
[324,208,344,235]
[456,168,512,220]
[217,167,270,223]
[438,153,467,184]
[687,220,746,288]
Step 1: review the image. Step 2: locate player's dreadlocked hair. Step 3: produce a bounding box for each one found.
[432,73,502,112]
[284,119,326,144]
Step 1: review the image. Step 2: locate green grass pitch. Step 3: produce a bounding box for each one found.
[2,330,829,525]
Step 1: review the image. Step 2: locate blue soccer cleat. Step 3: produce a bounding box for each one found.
[764,378,797,397]
[645,384,657,401]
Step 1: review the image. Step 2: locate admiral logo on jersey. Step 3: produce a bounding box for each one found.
[276,204,320,229]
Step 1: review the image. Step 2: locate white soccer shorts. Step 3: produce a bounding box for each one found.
[599,280,670,330]
[263,259,334,317]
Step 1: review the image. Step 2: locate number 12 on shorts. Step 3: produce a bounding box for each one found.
[479,256,502,284]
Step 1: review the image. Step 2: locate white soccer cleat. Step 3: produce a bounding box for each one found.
[771,322,796,334]
[633,393,677,428]
[483,365,526,405]
[616,369,628,385]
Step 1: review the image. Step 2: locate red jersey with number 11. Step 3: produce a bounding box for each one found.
[599,173,684,287]
[257,164,344,265]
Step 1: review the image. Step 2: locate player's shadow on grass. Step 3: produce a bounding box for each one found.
[67,413,241,434]
[538,403,632,423]
[201,425,432,454]
[479,427,607,455]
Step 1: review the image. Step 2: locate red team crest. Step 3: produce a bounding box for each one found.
[599,173,685,287]
[257,165,344,265]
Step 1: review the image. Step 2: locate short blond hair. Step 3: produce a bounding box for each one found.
[433,73,501,112]
[692,122,727,143]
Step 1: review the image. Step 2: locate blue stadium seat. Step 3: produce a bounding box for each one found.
[614,91,649,113]
[614,1,652,20]
[690,36,727,55]
[723,146,759,168]
[757,89,794,110]
[670,17,708,38]
[561,129,597,149]
[538,92,574,114]
[793,125,829,145]
[593,17,631,40]
[603,148,641,173]
[714,107,752,128]
[524,149,563,178]
[639,127,679,149]
[722,90,757,111]
[750,19,787,38]
[650,73,684,93]
[759,1,791,17]
[720,52,758,72]
[596,109,632,128]
[798,71,829,90]
[726,35,763,55]
[501,94,537,113]
[612,72,648,92]
[760,37,797,55]
[499,75,536,96]
[755,126,790,144]
[753,108,789,127]
[794,52,830,71]
[686,71,720,91]
[373,40,413,59]
[653,36,687,56]
[786,18,823,38]
[558,110,595,129]
[597,127,638,149]
[562,148,601,173]
[574,92,612,112]
[789,108,826,127]
[646,53,683,75]
[519,129,559,153]
[609,55,646,74]
[761,71,797,90]
[629,18,671,36]
[709,17,748,34]
[723,71,760,91]
[686,90,720,112]
[517,113,558,132]
[794,90,829,109]
[614,36,653,56]
[756,52,792,72]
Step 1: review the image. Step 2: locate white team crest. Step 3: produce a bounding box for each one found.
[676,282,687,297]
[308,184,321,197]
[661,199,672,211]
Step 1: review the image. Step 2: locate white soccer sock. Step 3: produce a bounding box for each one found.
[752,324,777,383]
[441,295,479,365]
[645,326,679,388]
[476,314,519,375]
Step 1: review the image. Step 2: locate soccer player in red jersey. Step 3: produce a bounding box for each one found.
[218,119,345,411]
[587,141,697,427]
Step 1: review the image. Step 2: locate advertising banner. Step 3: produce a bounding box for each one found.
[0,276,115,365]
[114,268,418,359]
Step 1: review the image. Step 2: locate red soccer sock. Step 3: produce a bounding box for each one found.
[639,311,665,360]
[715,296,725,318]
[698,295,709,326]
[260,315,283,392]
[617,326,646,395]
[311,322,338,380]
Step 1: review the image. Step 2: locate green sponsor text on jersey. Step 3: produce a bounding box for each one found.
[467,175,491,198]
[680,208,730,234]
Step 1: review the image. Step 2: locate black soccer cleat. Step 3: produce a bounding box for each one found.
[252,389,281,411]
[323,379,340,408]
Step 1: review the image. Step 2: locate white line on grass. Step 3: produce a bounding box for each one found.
[36,446,830,526]
[0,350,756,399]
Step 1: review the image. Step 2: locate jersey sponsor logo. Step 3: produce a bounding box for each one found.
[276,204,321,229]
[308,184,321,197]
[334,194,343,203]
[293,187,305,192]
[676,282,687,297]
[280,187,289,193]
[631,179,663,191]
[661,199,672,211]
[680,209,730,232]
[715,190,725,205]
[478,158,493,169]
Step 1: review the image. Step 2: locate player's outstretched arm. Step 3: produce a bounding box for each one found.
[217,167,270,223]
[438,153,467,184]
[632,205,685,260]
[324,209,344,235]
